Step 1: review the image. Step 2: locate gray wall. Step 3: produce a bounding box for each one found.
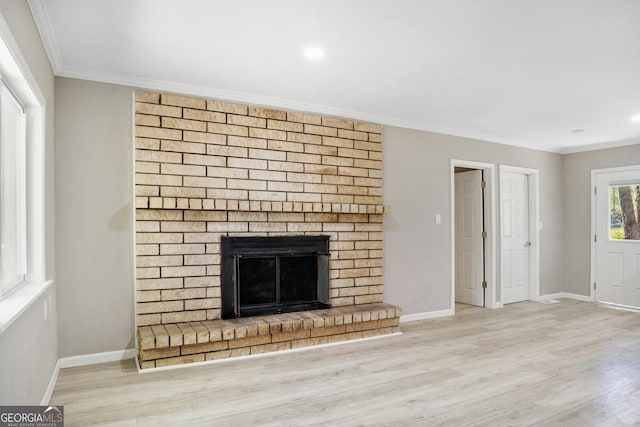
[383,126,565,315]
[0,0,57,405]
[562,142,640,296]
[55,77,135,357]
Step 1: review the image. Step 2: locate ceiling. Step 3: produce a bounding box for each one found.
[29,0,640,153]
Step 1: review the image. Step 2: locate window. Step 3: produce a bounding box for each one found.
[609,184,640,240]
[0,81,27,296]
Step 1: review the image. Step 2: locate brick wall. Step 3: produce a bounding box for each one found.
[134,91,385,327]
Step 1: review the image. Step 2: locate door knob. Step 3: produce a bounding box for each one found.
[524,241,531,247]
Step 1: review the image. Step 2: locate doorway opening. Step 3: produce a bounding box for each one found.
[450,160,497,312]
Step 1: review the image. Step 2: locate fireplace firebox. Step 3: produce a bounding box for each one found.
[221,236,330,319]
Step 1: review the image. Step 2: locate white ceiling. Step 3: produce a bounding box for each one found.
[29,0,640,153]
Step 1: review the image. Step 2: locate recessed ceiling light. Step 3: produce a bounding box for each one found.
[631,114,640,123]
[303,46,325,60]
[572,129,585,134]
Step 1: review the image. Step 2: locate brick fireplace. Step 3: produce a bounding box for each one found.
[133,91,400,368]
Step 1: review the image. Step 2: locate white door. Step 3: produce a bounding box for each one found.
[595,168,640,308]
[501,172,530,304]
[455,170,484,307]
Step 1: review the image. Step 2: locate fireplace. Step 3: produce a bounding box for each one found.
[221,236,330,319]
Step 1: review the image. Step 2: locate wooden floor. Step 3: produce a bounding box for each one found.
[51,300,640,426]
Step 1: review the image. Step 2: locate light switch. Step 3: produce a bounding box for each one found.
[435,214,441,225]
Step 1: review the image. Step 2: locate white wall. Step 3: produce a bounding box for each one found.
[0,0,57,405]
[55,77,135,357]
[383,126,565,315]
[562,141,640,296]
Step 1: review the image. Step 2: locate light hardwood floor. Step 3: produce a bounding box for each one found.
[51,300,640,426]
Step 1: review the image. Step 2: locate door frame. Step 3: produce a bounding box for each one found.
[590,165,640,302]
[499,165,540,303]
[450,159,497,311]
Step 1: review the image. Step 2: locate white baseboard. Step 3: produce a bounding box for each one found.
[400,309,454,323]
[58,348,137,369]
[41,348,137,405]
[40,359,60,405]
[538,292,594,302]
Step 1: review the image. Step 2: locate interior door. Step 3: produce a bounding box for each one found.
[501,171,529,304]
[595,168,640,308]
[455,170,484,307]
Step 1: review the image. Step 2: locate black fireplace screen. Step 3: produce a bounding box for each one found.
[221,236,330,318]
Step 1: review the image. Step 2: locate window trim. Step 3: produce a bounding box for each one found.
[0,78,28,297]
[0,8,48,334]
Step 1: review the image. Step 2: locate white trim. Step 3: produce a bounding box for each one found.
[450,159,498,310]
[597,301,640,313]
[40,359,59,405]
[27,2,640,155]
[58,348,137,369]
[499,165,541,304]
[137,332,402,374]
[26,0,63,74]
[400,309,454,323]
[0,280,52,334]
[538,292,594,302]
[560,137,640,155]
[40,349,136,404]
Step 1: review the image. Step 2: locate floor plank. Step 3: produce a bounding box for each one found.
[51,300,640,426]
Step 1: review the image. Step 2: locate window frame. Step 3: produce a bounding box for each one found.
[0,78,28,297]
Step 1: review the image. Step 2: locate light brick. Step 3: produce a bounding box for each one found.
[160,140,206,154]
[183,130,226,145]
[182,176,226,188]
[249,169,286,181]
[207,100,248,115]
[160,186,206,198]
[208,122,248,137]
[227,136,267,149]
[207,188,248,200]
[161,94,206,109]
[161,164,206,176]
[228,157,267,170]
[161,265,206,278]
[183,108,226,123]
[287,112,322,125]
[267,119,303,132]
[268,160,304,172]
[249,148,286,161]
[136,126,182,141]
[304,124,338,137]
[161,117,206,132]
[249,128,286,141]
[183,153,226,167]
[228,114,266,128]
[135,102,181,118]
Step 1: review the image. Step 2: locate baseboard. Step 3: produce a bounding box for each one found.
[57,348,137,369]
[538,292,593,302]
[40,359,60,405]
[400,309,454,323]
[40,348,137,405]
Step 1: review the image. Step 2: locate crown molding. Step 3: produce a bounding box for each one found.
[28,0,63,74]
[31,0,640,156]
